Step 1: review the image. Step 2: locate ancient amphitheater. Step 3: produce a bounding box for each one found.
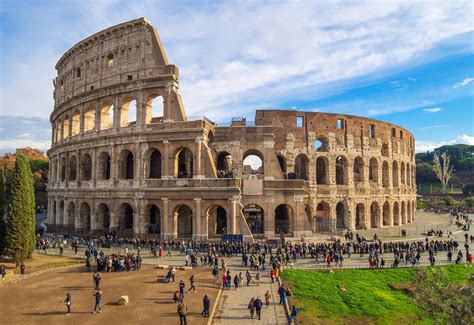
[47,18,416,241]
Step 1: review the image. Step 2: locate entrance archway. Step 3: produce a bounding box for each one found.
[243,204,264,234]
[207,205,227,236]
[79,202,91,231]
[370,202,380,228]
[383,202,390,226]
[175,148,193,178]
[148,205,161,234]
[315,202,330,231]
[119,203,134,234]
[355,203,365,230]
[336,202,346,229]
[275,204,293,235]
[175,205,193,238]
[96,203,110,232]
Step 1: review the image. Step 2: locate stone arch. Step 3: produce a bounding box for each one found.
[243,204,264,234]
[67,202,75,230]
[315,201,330,231]
[401,201,406,224]
[207,205,228,236]
[174,204,193,238]
[316,156,329,184]
[216,151,232,177]
[62,115,70,138]
[370,201,380,228]
[100,102,114,130]
[79,202,91,231]
[96,203,111,231]
[336,202,346,229]
[84,106,95,132]
[175,147,193,178]
[80,153,92,181]
[60,157,66,181]
[353,156,364,183]
[120,97,137,126]
[58,200,65,226]
[146,94,164,124]
[68,155,77,181]
[118,203,134,234]
[369,158,378,183]
[314,136,328,152]
[72,111,80,136]
[97,151,111,180]
[406,164,411,187]
[148,204,161,234]
[243,149,264,176]
[393,201,400,226]
[383,201,390,226]
[294,153,309,180]
[275,204,293,235]
[392,161,399,187]
[118,150,134,179]
[382,160,390,188]
[400,162,406,185]
[144,148,162,179]
[277,154,287,176]
[355,203,365,230]
[335,155,348,185]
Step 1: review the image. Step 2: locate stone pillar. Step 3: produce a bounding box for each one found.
[193,198,202,240]
[194,137,203,178]
[162,140,171,178]
[230,199,238,235]
[113,96,121,129]
[263,140,275,180]
[109,208,118,233]
[161,198,170,239]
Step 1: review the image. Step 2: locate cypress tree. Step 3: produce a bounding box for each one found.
[0,167,6,255]
[6,156,36,264]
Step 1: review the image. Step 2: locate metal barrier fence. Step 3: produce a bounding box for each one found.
[300,260,468,270]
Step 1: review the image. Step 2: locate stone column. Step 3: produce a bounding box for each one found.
[113,96,121,129]
[162,140,171,178]
[161,198,169,239]
[194,137,204,178]
[193,198,202,240]
[263,139,275,180]
[230,199,238,235]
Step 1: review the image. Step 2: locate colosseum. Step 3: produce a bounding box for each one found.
[47,18,417,241]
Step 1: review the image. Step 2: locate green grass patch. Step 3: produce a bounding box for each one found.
[282,265,473,324]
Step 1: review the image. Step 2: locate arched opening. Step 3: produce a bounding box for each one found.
[369,158,378,183]
[207,205,227,236]
[68,156,77,181]
[96,203,110,231]
[100,104,114,130]
[400,162,406,185]
[119,203,134,232]
[243,150,264,176]
[67,202,75,230]
[393,202,400,226]
[149,149,162,179]
[118,150,134,179]
[62,115,70,138]
[336,202,346,229]
[243,204,264,234]
[355,203,365,230]
[382,161,390,187]
[148,205,161,234]
[72,111,80,136]
[175,205,193,238]
[406,164,411,186]
[316,156,328,184]
[60,157,66,181]
[277,155,287,177]
[381,143,389,156]
[370,202,380,228]
[97,152,111,180]
[354,157,364,183]
[392,161,399,187]
[146,95,164,123]
[275,204,293,235]
[401,201,406,224]
[80,153,92,181]
[175,147,193,178]
[79,202,91,231]
[294,154,309,180]
[335,155,348,185]
[314,137,328,152]
[58,200,64,226]
[84,107,95,132]
[315,202,330,231]
[120,98,137,126]
[216,151,233,178]
[383,202,390,226]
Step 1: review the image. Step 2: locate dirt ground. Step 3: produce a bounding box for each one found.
[0,253,83,274]
[0,264,220,325]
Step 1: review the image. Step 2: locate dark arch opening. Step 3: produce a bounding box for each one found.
[243,204,264,234]
[316,157,328,184]
[149,205,161,234]
[355,203,365,230]
[177,205,193,238]
[335,156,348,185]
[176,148,193,178]
[98,152,111,180]
[96,203,110,231]
[275,204,292,235]
[149,150,162,179]
[336,202,346,229]
[370,202,379,228]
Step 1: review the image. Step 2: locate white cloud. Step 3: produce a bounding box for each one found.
[419,124,447,130]
[453,77,474,88]
[423,108,442,113]
[415,134,474,152]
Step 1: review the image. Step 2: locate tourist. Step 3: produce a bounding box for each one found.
[1,265,6,280]
[288,305,298,323]
[255,296,263,320]
[278,284,287,305]
[248,297,256,318]
[233,274,239,290]
[64,292,71,315]
[202,294,211,317]
[179,280,186,300]
[256,271,260,286]
[20,262,25,277]
[246,270,252,286]
[92,290,102,314]
[265,290,271,307]
[93,272,101,289]
[188,275,196,293]
[177,298,188,325]
[212,265,219,282]
[270,269,276,283]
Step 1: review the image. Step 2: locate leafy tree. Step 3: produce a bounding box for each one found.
[0,167,6,254]
[412,267,473,325]
[5,156,36,264]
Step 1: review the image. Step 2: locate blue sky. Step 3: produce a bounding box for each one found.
[0,0,473,154]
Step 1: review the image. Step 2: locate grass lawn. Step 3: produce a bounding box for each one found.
[282,265,473,324]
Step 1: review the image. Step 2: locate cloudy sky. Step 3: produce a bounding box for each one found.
[0,0,473,154]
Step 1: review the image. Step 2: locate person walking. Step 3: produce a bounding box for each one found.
[64,292,71,315]
[177,298,188,325]
[94,273,101,290]
[188,275,197,293]
[278,284,287,305]
[264,290,271,308]
[179,280,186,300]
[202,294,211,317]
[92,290,102,314]
[1,265,6,280]
[246,270,252,286]
[255,296,263,320]
[248,297,256,319]
[20,262,25,277]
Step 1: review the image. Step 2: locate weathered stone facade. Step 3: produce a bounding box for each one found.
[47,18,416,241]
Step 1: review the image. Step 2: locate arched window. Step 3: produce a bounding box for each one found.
[149,149,162,179]
[120,98,137,126]
[60,157,66,181]
[84,107,95,132]
[148,205,161,234]
[175,148,193,178]
[100,103,114,130]
[146,94,164,123]
[383,201,390,226]
[314,202,330,231]
[79,202,91,230]
[336,202,346,229]
[392,161,399,187]
[369,158,378,183]
[72,111,80,136]
[370,202,380,228]
[97,152,111,180]
[382,161,390,187]
[335,156,348,185]
[354,157,364,183]
[80,153,92,181]
[67,202,75,229]
[314,137,328,152]
[118,203,134,231]
[400,162,406,185]
[96,203,110,230]
[68,156,77,181]
[355,203,365,230]
[393,202,400,226]
[62,115,70,138]
[175,205,193,238]
[216,151,233,178]
[243,150,264,176]
[118,150,134,179]
[316,157,328,184]
[294,154,309,180]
